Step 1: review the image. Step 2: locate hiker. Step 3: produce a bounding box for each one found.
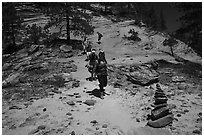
[82,36,87,54]
[97,32,103,44]
[86,49,98,81]
[98,49,107,64]
[85,41,92,61]
[95,60,108,99]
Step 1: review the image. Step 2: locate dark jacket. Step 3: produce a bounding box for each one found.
[89,52,98,65]
[98,52,107,64]
[86,44,92,52]
[95,61,107,76]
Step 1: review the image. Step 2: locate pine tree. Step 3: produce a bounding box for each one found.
[175,2,202,56]
[147,7,158,29]
[2,3,22,50]
[112,3,136,17]
[37,2,94,44]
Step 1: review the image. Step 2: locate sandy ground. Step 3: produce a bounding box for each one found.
[2,15,202,135]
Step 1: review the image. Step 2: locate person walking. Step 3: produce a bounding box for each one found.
[98,48,107,64]
[95,60,108,99]
[82,36,87,54]
[87,49,98,81]
[97,32,103,44]
[85,41,92,61]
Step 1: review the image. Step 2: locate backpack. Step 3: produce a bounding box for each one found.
[89,52,98,62]
[98,52,105,61]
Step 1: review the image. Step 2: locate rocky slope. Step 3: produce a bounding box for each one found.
[2,9,202,135]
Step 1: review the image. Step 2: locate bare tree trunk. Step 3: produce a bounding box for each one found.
[127,3,130,14]
[66,3,70,43]
[170,46,174,56]
[11,23,16,46]
[104,5,107,13]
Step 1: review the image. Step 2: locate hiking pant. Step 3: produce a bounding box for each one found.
[97,75,107,91]
[89,61,97,78]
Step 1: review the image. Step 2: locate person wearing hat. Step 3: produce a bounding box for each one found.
[98,49,107,64]
[85,41,92,61]
[86,49,98,81]
[95,59,108,99]
[81,36,86,54]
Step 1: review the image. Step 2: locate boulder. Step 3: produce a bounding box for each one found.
[84,100,96,106]
[67,101,75,106]
[192,129,202,134]
[43,108,47,112]
[9,105,22,110]
[60,45,72,53]
[37,125,46,130]
[102,124,108,128]
[126,65,159,86]
[66,112,72,116]
[90,120,98,124]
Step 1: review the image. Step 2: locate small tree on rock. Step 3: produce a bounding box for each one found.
[163,37,178,56]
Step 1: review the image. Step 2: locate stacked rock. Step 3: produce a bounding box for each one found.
[147,84,174,128]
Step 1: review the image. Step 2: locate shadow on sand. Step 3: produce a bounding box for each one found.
[86,88,110,99]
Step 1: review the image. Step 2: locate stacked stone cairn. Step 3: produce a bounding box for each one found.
[147,84,174,128]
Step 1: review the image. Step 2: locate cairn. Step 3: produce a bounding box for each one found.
[147,84,174,128]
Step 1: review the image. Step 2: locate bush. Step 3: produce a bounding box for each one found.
[22,24,61,48]
[124,29,141,42]
[23,24,43,44]
[23,24,51,46]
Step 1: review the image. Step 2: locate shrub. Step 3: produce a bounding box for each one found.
[124,29,141,42]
